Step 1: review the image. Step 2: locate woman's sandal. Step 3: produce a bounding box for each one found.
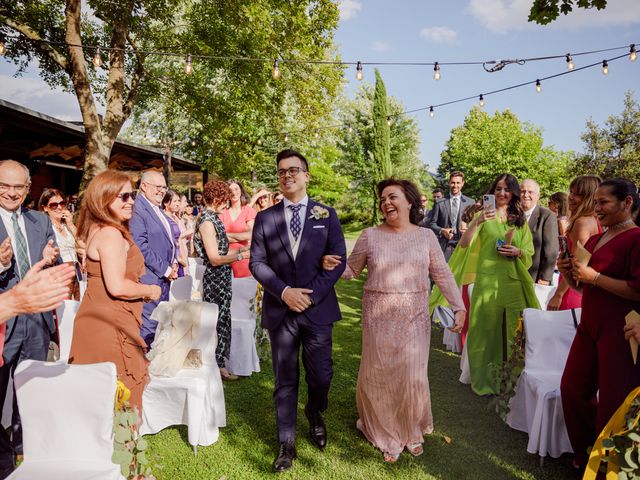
[406,442,423,457]
[383,451,400,463]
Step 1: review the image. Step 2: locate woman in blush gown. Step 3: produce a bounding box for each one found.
[323,179,465,463]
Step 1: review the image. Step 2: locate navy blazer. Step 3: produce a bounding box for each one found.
[249,199,347,330]
[130,195,176,286]
[0,208,58,334]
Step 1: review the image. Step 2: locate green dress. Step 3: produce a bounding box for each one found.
[431,216,540,395]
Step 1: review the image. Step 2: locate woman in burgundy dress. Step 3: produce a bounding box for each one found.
[559,178,640,470]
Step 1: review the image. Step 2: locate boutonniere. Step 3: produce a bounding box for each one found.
[308,205,329,220]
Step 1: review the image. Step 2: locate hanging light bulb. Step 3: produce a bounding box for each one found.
[184,54,193,75]
[347,123,353,133]
[191,139,196,147]
[257,139,262,145]
[429,106,434,118]
[314,130,320,139]
[630,44,637,62]
[92,47,102,68]
[566,54,574,70]
[356,61,363,81]
[535,79,541,93]
[284,133,289,142]
[273,59,281,79]
[386,116,392,127]
[479,94,484,107]
[433,62,440,81]
[602,60,609,75]
[0,34,6,56]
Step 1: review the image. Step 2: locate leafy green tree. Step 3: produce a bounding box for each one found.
[573,91,640,183]
[529,0,607,25]
[439,107,572,198]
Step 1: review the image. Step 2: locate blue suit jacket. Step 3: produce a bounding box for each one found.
[0,208,58,334]
[249,199,347,330]
[130,196,176,286]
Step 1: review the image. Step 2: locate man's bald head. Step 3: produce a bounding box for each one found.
[520,179,541,211]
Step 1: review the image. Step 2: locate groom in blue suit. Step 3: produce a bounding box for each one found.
[130,170,178,348]
[250,149,346,473]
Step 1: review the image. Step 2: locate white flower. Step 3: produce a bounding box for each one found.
[308,206,330,220]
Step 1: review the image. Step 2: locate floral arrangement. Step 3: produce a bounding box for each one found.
[308,205,329,220]
[113,381,155,480]
[250,284,271,362]
[490,316,526,420]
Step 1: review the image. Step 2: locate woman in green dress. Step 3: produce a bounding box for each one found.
[433,173,539,395]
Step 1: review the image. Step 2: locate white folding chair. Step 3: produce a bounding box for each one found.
[140,301,226,454]
[189,260,206,299]
[506,307,581,463]
[169,276,193,301]
[227,277,260,377]
[56,300,80,363]
[8,360,124,480]
[534,283,558,310]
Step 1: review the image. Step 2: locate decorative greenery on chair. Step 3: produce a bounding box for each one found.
[490,316,526,420]
[113,381,155,480]
[597,394,640,478]
[251,284,271,362]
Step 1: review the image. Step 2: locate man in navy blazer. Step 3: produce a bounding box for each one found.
[0,160,59,477]
[250,149,346,473]
[130,170,178,348]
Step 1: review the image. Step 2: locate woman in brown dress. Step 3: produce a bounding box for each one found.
[69,171,161,412]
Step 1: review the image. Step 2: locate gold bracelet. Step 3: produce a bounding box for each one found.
[593,272,601,286]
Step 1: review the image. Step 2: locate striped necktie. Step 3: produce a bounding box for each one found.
[11,212,30,279]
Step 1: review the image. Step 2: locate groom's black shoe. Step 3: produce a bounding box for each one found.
[305,406,328,450]
[273,440,297,473]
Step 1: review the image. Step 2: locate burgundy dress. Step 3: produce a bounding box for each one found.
[560,227,640,467]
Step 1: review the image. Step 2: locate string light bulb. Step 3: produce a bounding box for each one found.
[257,139,262,145]
[356,61,363,81]
[479,94,484,107]
[0,34,6,56]
[191,140,196,147]
[631,44,637,62]
[347,123,353,133]
[566,54,574,70]
[433,62,440,81]
[272,59,281,80]
[184,54,193,75]
[284,133,289,142]
[92,47,102,68]
[314,130,319,139]
[387,116,392,127]
[602,60,609,75]
[535,79,541,93]
[429,106,434,118]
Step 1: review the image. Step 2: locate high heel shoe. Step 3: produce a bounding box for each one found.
[383,451,400,463]
[406,442,423,456]
[220,367,238,381]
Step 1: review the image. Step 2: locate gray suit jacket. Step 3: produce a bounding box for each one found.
[0,207,58,334]
[528,205,559,283]
[429,194,475,253]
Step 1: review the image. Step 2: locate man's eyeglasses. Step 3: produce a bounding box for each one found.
[47,200,67,209]
[116,191,137,202]
[143,182,168,192]
[277,167,307,178]
[0,183,30,194]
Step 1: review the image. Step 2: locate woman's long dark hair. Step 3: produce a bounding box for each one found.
[599,178,640,226]
[376,178,424,225]
[486,174,526,227]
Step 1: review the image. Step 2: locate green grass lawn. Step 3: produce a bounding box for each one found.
[147,276,577,479]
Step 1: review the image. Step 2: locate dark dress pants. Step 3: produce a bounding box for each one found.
[268,313,333,443]
[0,314,49,469]
[140,278,170,349]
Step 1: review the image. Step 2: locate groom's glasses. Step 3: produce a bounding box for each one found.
[277,167,307,178]
[116,191,137,202]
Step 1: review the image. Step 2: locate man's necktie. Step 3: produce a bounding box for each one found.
[288,204,302,241]
[11,212,30,279]
[451,197,460,230]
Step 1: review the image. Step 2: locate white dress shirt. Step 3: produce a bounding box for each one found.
[282,195,308,260]
[525,206,536,223]
[0,207,33,274]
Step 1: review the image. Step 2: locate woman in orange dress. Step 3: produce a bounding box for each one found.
[69,171,161,412]
[220,179,256,278]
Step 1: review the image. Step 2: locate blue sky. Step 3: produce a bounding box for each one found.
[1,0,638,172]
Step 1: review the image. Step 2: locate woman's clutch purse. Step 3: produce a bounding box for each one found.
[183,349,203,369]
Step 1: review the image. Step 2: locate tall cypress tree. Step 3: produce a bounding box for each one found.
[372,69,392,179]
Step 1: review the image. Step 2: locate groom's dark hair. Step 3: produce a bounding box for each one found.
[276,149,309,171]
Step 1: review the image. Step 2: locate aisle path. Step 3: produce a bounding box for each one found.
[147,276,576,479]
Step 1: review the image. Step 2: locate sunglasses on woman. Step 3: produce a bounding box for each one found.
[116,191,137,202]
[47,200,67,209]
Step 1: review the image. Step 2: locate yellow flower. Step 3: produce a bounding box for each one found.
[115,380,131,410]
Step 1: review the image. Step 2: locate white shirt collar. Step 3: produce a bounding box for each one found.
[283,195,308,209]
[0,206,21,221]
[525,205,537,218]
[450,193,462,200]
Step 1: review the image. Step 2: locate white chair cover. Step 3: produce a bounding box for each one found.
[534,284,558,310]
[140,301,226,449]
[506,307,581,459]
[227,277,260,377]
[188,259,205,299]
[169,276,193,301]
[8,360,124,480]
[56,300,80,363]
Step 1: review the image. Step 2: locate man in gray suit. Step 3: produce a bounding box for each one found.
[429,171,475,259]
[0,160,59,477]
[521,179,559,285]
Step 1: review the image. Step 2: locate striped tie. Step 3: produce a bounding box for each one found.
[11,212,30,279]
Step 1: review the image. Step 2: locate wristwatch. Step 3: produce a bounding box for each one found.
[237,253,244,261]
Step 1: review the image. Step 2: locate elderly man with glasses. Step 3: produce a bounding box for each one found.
[130,170,179,348]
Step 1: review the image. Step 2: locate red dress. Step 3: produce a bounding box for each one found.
[220,206,256,278]
[560,227,640,467]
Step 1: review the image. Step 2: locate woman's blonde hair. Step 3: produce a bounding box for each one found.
[568,175,601,232]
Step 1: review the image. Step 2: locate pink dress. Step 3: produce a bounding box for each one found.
[220,205,257,278]
[344,227,465,455]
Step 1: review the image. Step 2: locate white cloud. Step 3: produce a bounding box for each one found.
[0,75,81,121]
[419,26,458,44]
[466,0,640,34]
[371,41,391,52]
[338,0,362,21]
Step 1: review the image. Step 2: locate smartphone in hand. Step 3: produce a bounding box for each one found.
[483,194,496,211]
